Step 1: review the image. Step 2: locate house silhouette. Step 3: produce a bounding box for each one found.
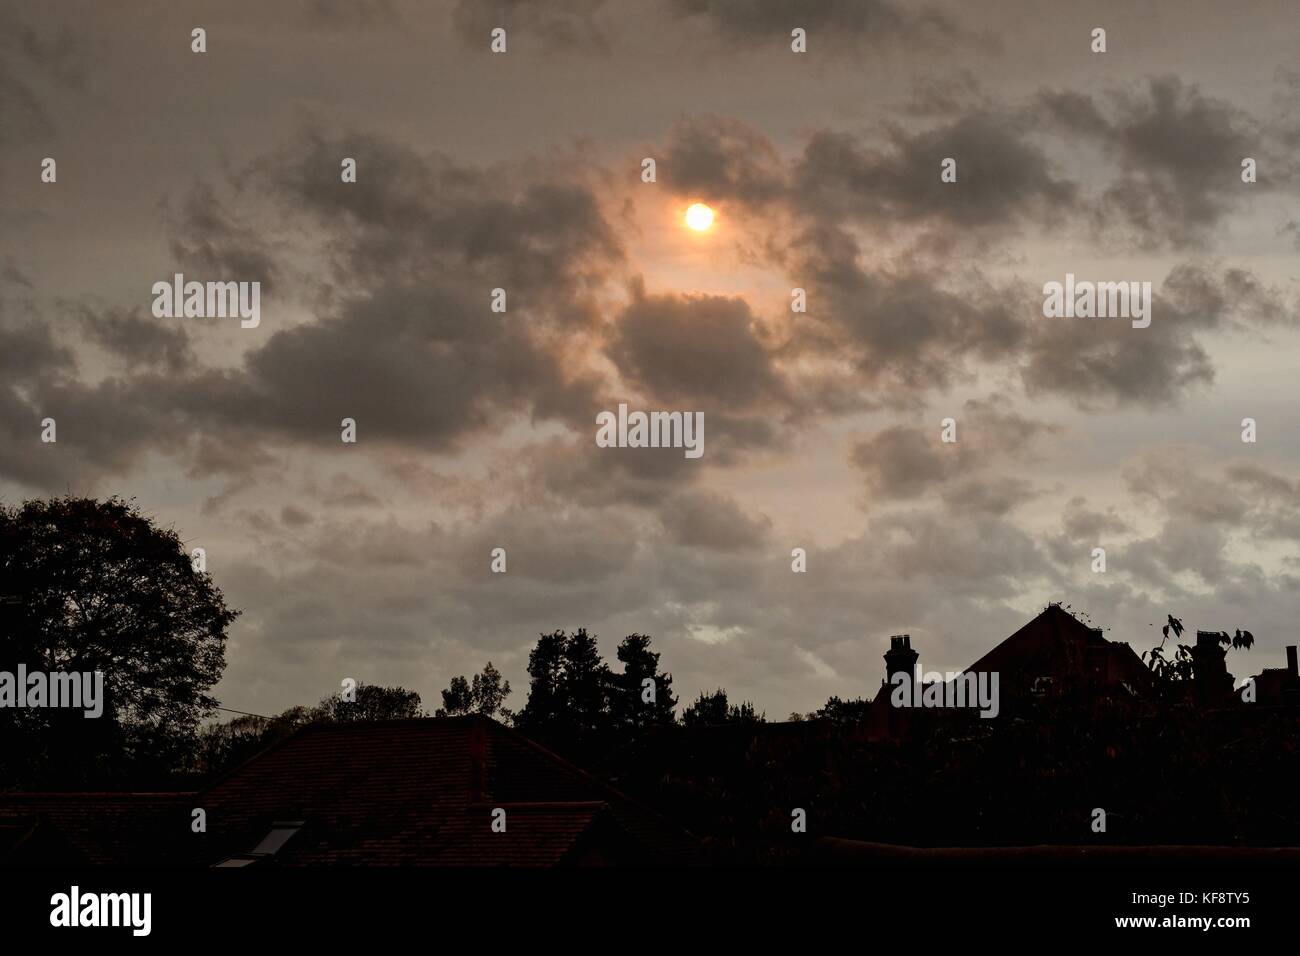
[0,715,702,867]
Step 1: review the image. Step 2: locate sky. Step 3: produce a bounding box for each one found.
[3,0,1300,721]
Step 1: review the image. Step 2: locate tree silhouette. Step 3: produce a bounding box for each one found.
[681,688,765,726]
[191,683,425,779]
[311,682,425,722]
[812,695,873,725]
[515,627,617,754]
[193,705,310,778]
[610,633,677,730]
[1143,614,1254,683]
[436,661,513,722]
[559,628,611,739]
[516,629,569,737]
[0,496,236,788]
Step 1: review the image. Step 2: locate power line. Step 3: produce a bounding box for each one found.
[214,705,273,720]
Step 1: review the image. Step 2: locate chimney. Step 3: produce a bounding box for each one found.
[1192,630,1230,707]
[1284,646,1300,707]
[884,634,918,686]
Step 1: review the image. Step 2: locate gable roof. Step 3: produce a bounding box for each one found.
[0,792,194,866]
[965,604,1152,693]
[190,715,702,866]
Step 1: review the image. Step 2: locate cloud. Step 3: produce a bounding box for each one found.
[1022,265,1291,409]
[668,0,962,53]
[1060,497,1131,542]
[164,182,282,293]
[302,0,400,29]
[451,0,610,50]
[280,504,314,527]
[850,394,1059,507]
[1036,77,1263,249]
[796,113,1076,229]
[0,8,86,143]
[607,283,787,408]
[0,127,633,490]
[652,115,1292,413]
[74,304,192,372]
[660,115,788,207]
[657,488,771,552]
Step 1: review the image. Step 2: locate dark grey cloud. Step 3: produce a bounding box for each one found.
[608,283,787,408]
[850,394,1058,506]
[1060,497,1131,542]
[895,70,993,119]
[280,504,314,527]
[658,488,771,552]
[1160,263,1292,330]
[851,424,957,499]
[796,112,1076,229]
[237,281,602,449]
[254,130,621,329]
[660,115,788,207]
[0,300,72,385]
[521,435,707,510]
[1036,77,1262,249]
[939,475,1040,517]
[0,63,51,143]
[1126,452,1300,544]
[655,117,1041,404]
[662,109,1076,234]
[0,6,87,143]
[164,182,282,292]
[73,304,192,372]
[0,126,632,491]
[1021,265,1291,410]
[655,113,1290,413]
[788,224,1028,399]
[451,0,609,51]
[668,0,961,52]
[1021,313,1214,410]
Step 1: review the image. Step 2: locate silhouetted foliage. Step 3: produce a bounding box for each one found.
[812,695,873,726]
[312,683,425,722]
[436,661,513,722]
[516,629,685,756]
[0,496,236,788]
[610,634,677,730]
[1143,615,1254,682]
[517,628,613,753]
[192,706,310,778]
[609,692,1300,862]
[681,688,765,726]
[516,629,568,735]
[192,683,425,779]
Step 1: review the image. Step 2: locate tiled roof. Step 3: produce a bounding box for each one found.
[1,718,702,867]
[0,792,193,865]
[189,715,702,866]
[965,604,1152,691]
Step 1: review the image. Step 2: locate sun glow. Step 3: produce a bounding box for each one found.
[685,203,715,231]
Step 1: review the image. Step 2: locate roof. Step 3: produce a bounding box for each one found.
[965,604,1152,693]
[862,605,1156,736]
[0,792,194,866]
[0,717,702,867]
[189,715,702,866]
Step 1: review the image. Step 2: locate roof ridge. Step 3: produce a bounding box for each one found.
[465,800,609,810]
[0,791,196,799]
